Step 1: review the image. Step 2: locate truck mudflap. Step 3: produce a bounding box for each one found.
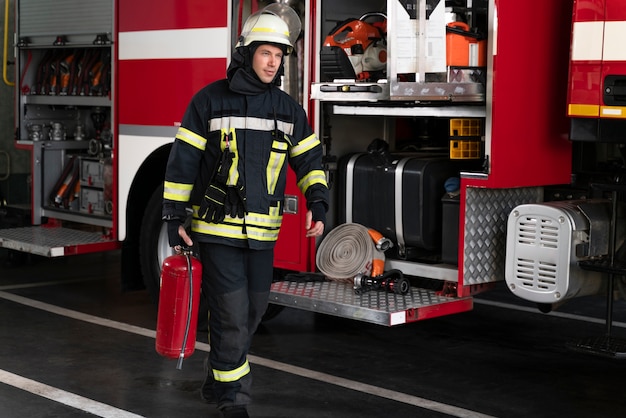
[0,226,120,257]
[269,280,473,326]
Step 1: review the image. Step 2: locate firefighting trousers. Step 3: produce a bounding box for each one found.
[198,242,274,408]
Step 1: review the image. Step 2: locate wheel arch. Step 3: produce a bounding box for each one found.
[120,143,173,290]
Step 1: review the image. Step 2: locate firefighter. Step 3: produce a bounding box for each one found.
[161,5,328,418]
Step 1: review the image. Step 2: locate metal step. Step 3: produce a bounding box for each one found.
[0,226,119,257]
[269,280,473,326]
[566,335,626,359]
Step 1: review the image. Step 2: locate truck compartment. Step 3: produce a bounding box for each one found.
[337,151,477,259]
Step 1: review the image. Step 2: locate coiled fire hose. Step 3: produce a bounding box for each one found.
[316,223,389,283]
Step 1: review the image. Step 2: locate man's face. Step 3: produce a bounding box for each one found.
[252,44,284,84]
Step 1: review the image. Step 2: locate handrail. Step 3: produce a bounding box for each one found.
[3,0,14,86]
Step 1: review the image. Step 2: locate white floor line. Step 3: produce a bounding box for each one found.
[0,290,496,418]
[474,298,626,328]
[0,277,101,291]
[0,369,144,418]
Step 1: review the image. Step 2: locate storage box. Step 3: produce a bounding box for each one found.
[450,140,481,159]
[446,22,486,67]
[80,158,108,187]
[80,186,105,214]
[450,118,482,137]
[338,152,467,254]
[449,118,483,159]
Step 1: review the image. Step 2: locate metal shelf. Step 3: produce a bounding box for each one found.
[41,207,112,228]
[332,103,486,118]
[23,95,110,107]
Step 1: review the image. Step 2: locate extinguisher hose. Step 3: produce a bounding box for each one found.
[177,253,194,370]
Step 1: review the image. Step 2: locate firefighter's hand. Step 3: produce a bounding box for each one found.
[166,220,193,250]
[305,210,324,237]
[177,226,193,248]
[166,220,183,247]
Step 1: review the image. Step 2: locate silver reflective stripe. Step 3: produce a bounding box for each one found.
[209,116,294,135]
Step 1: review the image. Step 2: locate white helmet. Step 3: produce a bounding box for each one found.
[237,4,301,55]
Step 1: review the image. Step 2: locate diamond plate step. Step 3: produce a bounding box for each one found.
[0,226,119,257]
[269,280,473,326]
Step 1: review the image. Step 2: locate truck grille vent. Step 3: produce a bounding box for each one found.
[514,215,560,291]
[516,216,559,248]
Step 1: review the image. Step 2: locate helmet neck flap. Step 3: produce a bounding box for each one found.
[227,43,285,95]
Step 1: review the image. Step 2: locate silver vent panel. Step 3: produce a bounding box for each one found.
[505,201,606,304]
[514,214,561,292]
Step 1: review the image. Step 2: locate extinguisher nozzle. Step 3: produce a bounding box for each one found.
[176,356,184,370]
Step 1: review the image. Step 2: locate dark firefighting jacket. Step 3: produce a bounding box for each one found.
[162,72,328,250]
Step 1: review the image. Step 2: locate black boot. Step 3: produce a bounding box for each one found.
[221,405,249,418]
[201,357,216,403]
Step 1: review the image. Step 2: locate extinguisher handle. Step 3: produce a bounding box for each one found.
[178,246,194,256]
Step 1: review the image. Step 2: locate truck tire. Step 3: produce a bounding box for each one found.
[139,186,210,330]
[139,186,172,306]
[139,186,282,326]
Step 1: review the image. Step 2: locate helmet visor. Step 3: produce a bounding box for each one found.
[240,4,301,48]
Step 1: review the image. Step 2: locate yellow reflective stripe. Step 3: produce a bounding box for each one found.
[192,220,248,239]
[191,206,282,241]
[246,212,282,229]
[176,127,206,150]
[568,103,599,117]
[192,211,282,229]
[267,140,288,194]
[163,181,193,202]
[290,133,320,157]
[251,26,289,38]
[192,205,246,224]
[209,116,294,135]
[297,170,328,195]
[246,226,280,241]
[221,128,240,186]
[191,220,280,242]
[212,359,250,383]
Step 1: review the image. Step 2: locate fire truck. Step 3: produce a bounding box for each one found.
[2,0,626,352]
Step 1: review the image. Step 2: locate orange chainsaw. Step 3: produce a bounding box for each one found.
[320,12,387,82]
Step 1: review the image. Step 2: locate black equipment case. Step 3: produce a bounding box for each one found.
[338,152,471,258]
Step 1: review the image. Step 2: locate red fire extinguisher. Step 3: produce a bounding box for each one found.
[155,249,202,369]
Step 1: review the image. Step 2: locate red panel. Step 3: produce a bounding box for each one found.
[572,0,606,21]
[568,62,603,109]
[603,0,626,104]
[568,1,604,114]
[484,0,572,188]
[274,0,320,273]
[63,241,122,256]
[274,168,313,272]
[606,0,626,21]
[404,298,473,323]
[118,58,227,126]
[118,0,227,31]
